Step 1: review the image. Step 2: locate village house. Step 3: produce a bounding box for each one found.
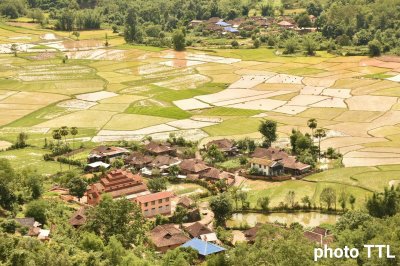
[69,207,87,228]
[277,20,295,29]
[304,226,333,246]
[15,217,50,241]
[87,146,129,163]
[251,147,311,176]
[149,155,181,171]
[149,224,190,253]
[133,191,174,218]
[124,151,153,169]
[250,158,284,176]
[144,141,176,156]
[85,161,110,172]
[243,223,263,243]
[184,222,213,238]
[202,167,235,186]
[189,19,204,28]
[206,139,237,155]
[179,159,210,176]
[181,238,225,257]
[177,196,201,222]
[86,169,150,205]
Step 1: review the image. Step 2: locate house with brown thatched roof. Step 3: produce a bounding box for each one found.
[184,222,213,238]
[88,146,129,163]
[69,207,87,228]
[149,224,190,253]
[304,226,333,246]
[179,159,210,175]
[145,142,176,156]
[124,152,153,169]
[206,139,237,155]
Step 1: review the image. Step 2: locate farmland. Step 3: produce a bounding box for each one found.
[1,21,400,211]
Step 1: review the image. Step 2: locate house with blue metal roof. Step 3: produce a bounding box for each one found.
[224,27,239,33]
[181,238,226,256]
[215,21,231,27]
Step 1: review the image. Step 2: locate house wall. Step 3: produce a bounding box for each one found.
[139,197,172,218]
[250,162,270,176]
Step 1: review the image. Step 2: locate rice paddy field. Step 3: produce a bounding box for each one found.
[2,21,400,203]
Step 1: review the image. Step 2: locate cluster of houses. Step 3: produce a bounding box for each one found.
[14,217,50,241]
[189,15,317,35]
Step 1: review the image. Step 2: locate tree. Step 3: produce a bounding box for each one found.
[210,193,233,227]
[349,194,356,210]
[205,144,225,164]
[70,127,78,151]
[60,126,69,145]
[231,40,239,48]
[80,232,104,252]
[168,164,180,177]
[301,195,312,209]
[10,44,17,57]
[368,39,382,57]
[14,132,28,148]
[124,8,139,43]
[320,187,336,210]
[314,128,326,159]
[285,190,296,208]
[171,205,188,225]
[366,186,398,218]
[22,168,43,200]
[283,38,298,54]
[84,195,147,246]
[253,39,260,48]
[257,196,270,211]
[258,120,277,147]
[67,176,87,201]
[296,12,312,28]
[172,29,186,51]
[147,177,167,192]
[303,36,317,55]
[25,200,48,224]
[338,191,348,211]
[261,4,274,17]
[103,236,126,266]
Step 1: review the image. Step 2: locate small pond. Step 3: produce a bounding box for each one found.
[228,212,340,228]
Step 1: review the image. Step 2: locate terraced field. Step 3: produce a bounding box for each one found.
[1,22,400,172]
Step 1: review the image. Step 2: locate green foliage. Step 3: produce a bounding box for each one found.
[302,37,317,56]
[283,38,298,54]
[257,196,270,211]
[320,187,337,210]
[172,29,186,51]
[366,186,399,218]
[259,120,277,148]
[204,144,225,164]
[147,177,167,192]
[25,200,48,225]
[84,195,147,246]
[80,232,104,252]
[368,39,382,57]
[67,176,87,200]
[210,193,233,226]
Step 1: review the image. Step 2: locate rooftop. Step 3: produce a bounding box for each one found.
[135,191,174,203]
[184,222,213,238]
[181,238,225,256]
[150,224,190,248]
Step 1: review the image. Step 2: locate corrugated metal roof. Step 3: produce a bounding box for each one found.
[181,238,225,256]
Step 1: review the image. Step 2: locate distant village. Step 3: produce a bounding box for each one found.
[189,15,317,36]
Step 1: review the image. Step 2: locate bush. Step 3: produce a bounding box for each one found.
[253,39,261,48]
[368,40,382,57]
[231,40,239,48]
[283,38,298,54]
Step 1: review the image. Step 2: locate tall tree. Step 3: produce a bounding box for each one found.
[172,29,186,51]
[320,187,336,210]
[67,176,87,202]
[210,193,233,227]
[314,128,326,159]
[124,8,139,43]
[259,120,277,147]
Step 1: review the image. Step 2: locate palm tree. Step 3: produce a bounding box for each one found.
[314,128,326,159]
[52,129,62,146]
[70,127,78,152]
[307,118,317,136]
[52,129,62,172]
[60,126,69,145]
